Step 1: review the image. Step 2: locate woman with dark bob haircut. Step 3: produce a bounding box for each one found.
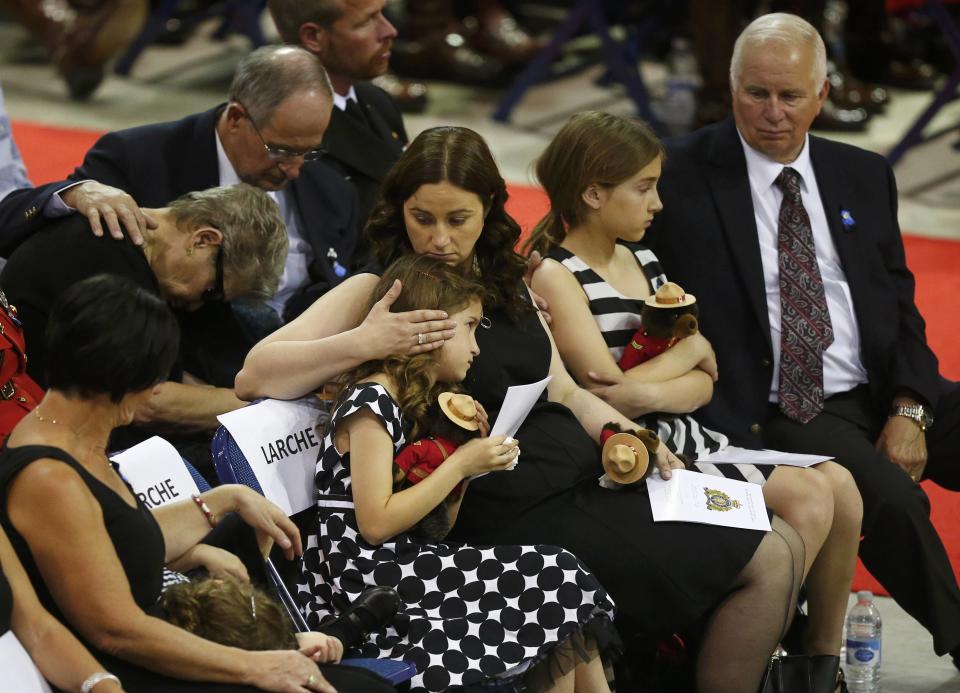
[238,127,806,692]
[0,274,392,693]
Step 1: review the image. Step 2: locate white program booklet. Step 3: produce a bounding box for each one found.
[471,375,552,479]
[646,468,771,531]
[696,445,830,468]
[490,375,552,437]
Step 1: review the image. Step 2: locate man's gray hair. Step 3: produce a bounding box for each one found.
[169,184,289,301]
[268,0,343,44]
[730,13,827,87]
[228,45,333,125]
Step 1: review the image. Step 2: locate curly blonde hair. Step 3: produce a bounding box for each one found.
[161,578,297,650]
[331,255,487,440]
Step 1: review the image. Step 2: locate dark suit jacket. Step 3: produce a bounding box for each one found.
[0,106,360,384]
[319,82,407,227]
[0,106,360,305]
[647,118,940,447]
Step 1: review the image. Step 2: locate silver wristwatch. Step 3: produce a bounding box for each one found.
[890,403,934,431]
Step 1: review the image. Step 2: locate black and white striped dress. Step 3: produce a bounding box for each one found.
[548,243,775,486]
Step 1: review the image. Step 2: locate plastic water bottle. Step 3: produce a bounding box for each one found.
[654,38,699,136]
[845,590,881,692]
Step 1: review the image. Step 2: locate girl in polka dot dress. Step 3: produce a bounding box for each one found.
[298,255,620,692]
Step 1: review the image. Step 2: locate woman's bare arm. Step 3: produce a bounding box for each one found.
[531,260,713,416]
[235,274,457,401]
[531,292,684,479]
[2,525,124,692]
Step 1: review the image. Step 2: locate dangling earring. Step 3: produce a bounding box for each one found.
[186,247,193,256]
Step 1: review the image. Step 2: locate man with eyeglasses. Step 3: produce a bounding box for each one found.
[0,46,358,384]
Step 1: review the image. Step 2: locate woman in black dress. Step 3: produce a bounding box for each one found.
[0,274,392,693]
[238,127,807,692]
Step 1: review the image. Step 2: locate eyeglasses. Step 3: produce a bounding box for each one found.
[237,101,324,163]
[202,246,225,304]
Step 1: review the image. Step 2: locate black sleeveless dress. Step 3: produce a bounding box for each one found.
[447,288,769,639]
[0,562,10,638]
[0,444,394,693]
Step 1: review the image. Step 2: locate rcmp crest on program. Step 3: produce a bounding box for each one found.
[703,487,742,512]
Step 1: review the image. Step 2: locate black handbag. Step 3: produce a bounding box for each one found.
[759,654,841,693]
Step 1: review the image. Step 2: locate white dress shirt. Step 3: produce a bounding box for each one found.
[332,86,359,113]
[216,131,313,317]
[738,130,868,401]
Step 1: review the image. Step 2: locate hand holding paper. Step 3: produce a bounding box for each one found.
[471,375,551,479]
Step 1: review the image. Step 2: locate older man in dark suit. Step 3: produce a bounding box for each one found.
[648,12,960,664]
[268,0,407,226]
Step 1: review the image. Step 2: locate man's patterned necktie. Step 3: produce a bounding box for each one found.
[775,167,833,423]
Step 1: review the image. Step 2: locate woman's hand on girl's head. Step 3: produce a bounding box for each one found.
[229,487,301,560]
[653,445,686,480]
[450,435,520,478]
[244,651,336,693]
[296,632,344,663]
[359,279,458,358]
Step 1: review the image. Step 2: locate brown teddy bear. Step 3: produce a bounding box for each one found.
[599,422,661,487]
[392,392,481,541]
[618,282,699,370]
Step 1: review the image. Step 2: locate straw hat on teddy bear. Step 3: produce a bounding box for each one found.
[644,281,697,309]
[438,392,480,431]
[601,432,650,484]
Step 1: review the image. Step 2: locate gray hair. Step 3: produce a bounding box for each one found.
[228,45,333,125]
[169,184,289,301]
[268,0,343,44]
[730,13,827,87]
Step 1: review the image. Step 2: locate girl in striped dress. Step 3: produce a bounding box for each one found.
[527,111,862,665]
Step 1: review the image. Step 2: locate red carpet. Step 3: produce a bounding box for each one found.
[12,120,960,596]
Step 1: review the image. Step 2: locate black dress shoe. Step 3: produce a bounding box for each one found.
[372,74,429,114]
[812,99,870,133]
[828,68,888,115]
[319,586,401,649]
[391,28,506,86]
[950,644,960,671]
[341,585,401,636]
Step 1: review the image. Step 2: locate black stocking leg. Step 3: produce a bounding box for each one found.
[696,516,806,693]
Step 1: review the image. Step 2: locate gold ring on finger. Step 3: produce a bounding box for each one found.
[307,674,316,686]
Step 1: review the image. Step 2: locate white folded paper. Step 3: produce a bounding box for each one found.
[489,375,552,438]
[646,468,771,531]
[472,375,551,479]
[696,445,830,468]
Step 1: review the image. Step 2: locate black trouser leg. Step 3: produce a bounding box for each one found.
[763,388,960,655]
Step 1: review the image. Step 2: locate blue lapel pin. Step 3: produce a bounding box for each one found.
[840,208,856,231]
